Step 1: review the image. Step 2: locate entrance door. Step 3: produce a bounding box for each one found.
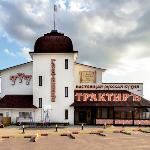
[79,111,87,123]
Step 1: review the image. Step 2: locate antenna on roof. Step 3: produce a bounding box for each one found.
[53,4,57,30]
[49,0,60,31]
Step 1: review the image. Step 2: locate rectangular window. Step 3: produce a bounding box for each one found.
[65,59,68,69]
[39,98,42,108]
[39,76,42,86]
[6,112,9,117]
[134,108,140,119]
[145,112,150,119]
[120,112,126,119]
[108,108,113,119]
[65,109,68,119]
[65,87,68,97]
[115,111,121,119]
[126,111,132,119]
[101,108,107,119]
[139,108,150,119]
[19,112,32,118]
[96,108,102,119]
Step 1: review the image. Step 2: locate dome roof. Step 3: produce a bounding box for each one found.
[34,30,74,53]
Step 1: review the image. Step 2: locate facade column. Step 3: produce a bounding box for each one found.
[113,107,115,125]
[94,107,97,125]
[132,107,135,126]
[74,107,75,125]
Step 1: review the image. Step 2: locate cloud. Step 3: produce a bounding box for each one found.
[18,47,32,61]
[0,0,150,99]
[3,49,16,57]
[3,47,32,61]
[103,56,150,99]
[0,0,53,44]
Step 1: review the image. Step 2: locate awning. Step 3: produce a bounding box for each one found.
[71,97,150,108]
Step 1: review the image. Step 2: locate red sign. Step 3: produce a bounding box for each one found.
[10,73,32,85]
[51,59,56,102]
[74,91,141,102]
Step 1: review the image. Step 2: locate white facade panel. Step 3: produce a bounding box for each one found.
[0,62,33,98]
[74,63,103,85]
[0,108,35,123]
[33,53,75,124]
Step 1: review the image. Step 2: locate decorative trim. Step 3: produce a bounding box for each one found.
[134,120,150,125]
[96,119,113,125]
[115,120,133,125]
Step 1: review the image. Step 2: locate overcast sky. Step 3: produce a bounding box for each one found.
[0,0,150,99]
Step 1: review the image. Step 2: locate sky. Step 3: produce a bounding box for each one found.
[0,0,150,99]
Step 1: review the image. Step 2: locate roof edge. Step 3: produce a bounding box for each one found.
[29,51,78,54]
[0,61,33,73]
[75,62,106,71]
[102,83,143,84]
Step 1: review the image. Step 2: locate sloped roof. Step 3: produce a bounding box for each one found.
[71,98,150,107]
[127,96,150,107]
[0,95,36,108]
[0,61,32,73]
[75,63,106,71]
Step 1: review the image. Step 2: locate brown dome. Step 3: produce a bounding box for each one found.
[34,30,73,53]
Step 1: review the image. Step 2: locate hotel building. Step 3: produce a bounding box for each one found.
[0,30,150,125]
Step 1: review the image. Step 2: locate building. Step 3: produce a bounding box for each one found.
[0,30,150,125]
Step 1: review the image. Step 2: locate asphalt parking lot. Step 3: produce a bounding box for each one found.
[0,126,150,150]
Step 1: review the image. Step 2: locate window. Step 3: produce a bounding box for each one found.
[101,108,107,119]
[65,59,68,69]
[139,108,150,119]
[6,112,9,117]
[65,109,68,119]
[39,98,42,108]
[126,111,132,119]
[145,112,150,119]
[108,108,113,119]
[134,108,140,119]
[120,112,126,119]
[115,111,121,119]
[65,87,68,97]
[39,76,42,86]
[96,108,102,119]
[19,112,32,118]
[96,108,113,119]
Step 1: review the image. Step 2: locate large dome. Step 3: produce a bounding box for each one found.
[34,30,73,53]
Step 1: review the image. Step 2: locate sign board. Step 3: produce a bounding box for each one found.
[75,83,143,96]
[74,90,141,102]
[51,59,56,102]
[80,71,96,83]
